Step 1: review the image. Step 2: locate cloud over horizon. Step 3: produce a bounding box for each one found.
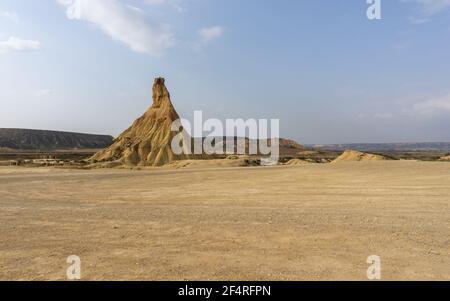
[414,92,450,114]
[0,37,41,53]
[402,0,450,22]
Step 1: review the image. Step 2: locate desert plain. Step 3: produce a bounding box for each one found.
[0,160,449,280]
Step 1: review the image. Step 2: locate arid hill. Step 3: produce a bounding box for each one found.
[0,128,113,150]
[90,78,191,166]
[332,149,393,163]
[202,137,303,157]
[284,158,311,166]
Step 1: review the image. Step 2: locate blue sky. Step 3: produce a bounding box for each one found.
[1,0,450,144]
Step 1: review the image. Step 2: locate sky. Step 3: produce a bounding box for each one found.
[1,0,450,144]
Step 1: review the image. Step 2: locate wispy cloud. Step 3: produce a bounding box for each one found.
[414,0,450,14]
[0,37,41,53]
[144,0,185,13]
[413,92,450,114]
[198,26,224,42]
[0,11,19,22]
[34,89,53,97]
[57,0,175,56]
[402,0,450,23]
[374,113,395,119]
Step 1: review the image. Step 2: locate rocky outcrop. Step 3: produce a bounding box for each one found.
[90,78,190,166]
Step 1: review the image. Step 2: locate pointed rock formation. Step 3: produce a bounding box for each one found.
[90,78,190,166]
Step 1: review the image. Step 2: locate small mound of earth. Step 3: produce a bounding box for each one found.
[332,150,392,163]
[226,155,248,160]
[284,159,311,166]
[164,157,260,169]
[297,150,319,156]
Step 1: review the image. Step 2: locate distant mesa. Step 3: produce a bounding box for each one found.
[332,149,393,163]
[313,142,450,152]
[208,137,304,157]
[0,128,113,150]
[278,138,304,156]
[90,77,191,166]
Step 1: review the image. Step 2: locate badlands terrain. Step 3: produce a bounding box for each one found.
[0,128,113,150]
[0,160,449,280]
[1,79,449,280]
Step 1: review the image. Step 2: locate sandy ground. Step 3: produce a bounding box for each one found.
[0,161,449,280]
